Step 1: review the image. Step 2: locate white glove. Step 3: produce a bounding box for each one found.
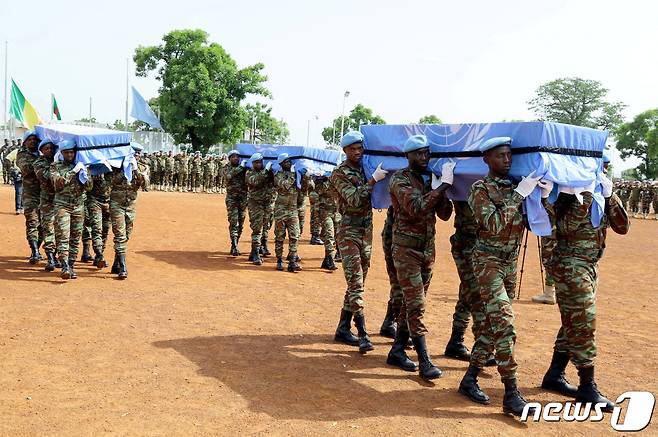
[240,160,246,167]
[130,157,138,168]
[72,162,85,174]
[600,173,613,198]
[431,174,441,190]
[372,163,388,182]
[440,162,456,186]
[265,161,272,171]
[537,179,554,198]
[290,164,296,173]
[514,172,541,198]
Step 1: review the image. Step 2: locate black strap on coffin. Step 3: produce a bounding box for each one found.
[363,146,603,159]
[237,154,338,166]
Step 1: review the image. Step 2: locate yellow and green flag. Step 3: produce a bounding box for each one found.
[10,79,42,129]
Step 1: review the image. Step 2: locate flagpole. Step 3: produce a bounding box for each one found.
[50,94,53,122]
[3,40,7,138]
[125,57,129,130]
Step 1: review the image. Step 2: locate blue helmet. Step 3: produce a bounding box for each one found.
[249,152,263,164]
[22,130,38,142]
[480,137,512,153]
[277,153,290,164]
[38,138,58,152]
[227,149,239,157]
[340,131,364,148]
[58,139,76,151]
[403,134,429,153]
[602,149,611,163]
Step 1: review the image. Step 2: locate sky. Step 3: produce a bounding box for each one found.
[2,0,657,172]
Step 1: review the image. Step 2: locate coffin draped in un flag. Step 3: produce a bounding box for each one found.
[360,122,608,236]
[35,124,135,182]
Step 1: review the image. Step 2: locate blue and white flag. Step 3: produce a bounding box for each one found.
[130,86,162,129]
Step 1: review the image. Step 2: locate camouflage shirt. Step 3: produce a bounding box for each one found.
[316,177,337,214]
[330,160,373,219]
[245,168,273,203]
[273,171,298,209]
[109,165,146,206]
[452,200,478,239]
[16,147,40,194]
[51,161,93,207]
[225,164,247,196]
[33,156,56,202]
[89,173,112,201]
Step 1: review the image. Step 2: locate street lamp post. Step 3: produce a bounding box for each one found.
[339,90,350,142]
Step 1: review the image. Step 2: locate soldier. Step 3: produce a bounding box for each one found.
[84,172,112,268]
[458,137,539,417]
[379,206,402,338]
[217,154,227,194]
[331,131,388,353]
[386,135,454,379]
[10,160,23,214]
[245,153,273,265]
[1,138,10,184]
[203,155,215,193]
[50,140,92,280]
[109,143,147,279]
[316,173,339,271]
[308,187,324,245]
[178,152,189,192]
[164,151,175,191]
[618,181,630,211]
[191,152,203,193]
[33,139,59,272]
[16,131,43,264]
[640,182,653,219]
[261,164,276,258]
[139,152,150,192]
[539,170,629,412]
[629,181,641,217]
[530,236,557,304]
[273,153,304,272]
[224,150,248,255]
[653,182,658,220]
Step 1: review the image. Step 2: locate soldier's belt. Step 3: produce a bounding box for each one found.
[340,215,372,228]
[392,233,428,251]
[555,242,604,260]
[474,243,519,260]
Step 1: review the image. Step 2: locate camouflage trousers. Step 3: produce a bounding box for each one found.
[274,208,300,259]
[248,200,267,246]
[204,174,213,190]
[393,243,434,337]
[180,172,189,190]
[309,192,321,236]
[337,219,372,316]
[164,172,173,188]
[469,249,519,381]
[83,196,110,252]
[54,202,85,261]
[551,254,598,368]
[641,200,651,214]
[23,191,41,242]
[110,200,136,255]
[541,236,557,286]
[381,217,403,317]
[191,173,202,190]
[39,199,56,252]
[225,193,247,240]
[263,195,276,235]
[629,200,639,213]
[449,235,481,337]
[320,209,339,255]
[297,195,306,236]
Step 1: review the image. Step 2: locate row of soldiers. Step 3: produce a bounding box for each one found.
[15,131,147,280]
[615,180,658,219]
[141,151,228,193]
[1,138,22,184]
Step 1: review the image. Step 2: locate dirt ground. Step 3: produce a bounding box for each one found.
[0,185,656,436]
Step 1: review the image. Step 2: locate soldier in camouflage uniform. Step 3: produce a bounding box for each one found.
[190,152,203,193]
[331,132,388,353]
[617,181,630,210]
[273,153,306,272]
[82,173,112,268]
[203,155,215,193]
[640,182,653,218]
[629,181,641,216]
[308,188,323,245]
[109,143,147,279]
[653,182,658,220]
[260,167,276,257]
[245,153,273,265]
[386,135,453,379]
[224,150,248,255]
[16,131,43,264]
[33,139,59,272]
[316,173,339,271]
[458,137,539,417]
[164,151,175,191]
[217,155,227,194]
[530,236,557,304]
[378,206,402,338]
[50,140,93,280]
[540,171,629,412]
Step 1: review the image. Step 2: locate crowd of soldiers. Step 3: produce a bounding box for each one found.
[139,151,228,193]
[10,131,148,280]
[616,180,658,219]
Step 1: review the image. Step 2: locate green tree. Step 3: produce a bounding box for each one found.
[75,117,97,124]
[322,104,386,145]
[615,109,658,179]
[133,29,269,152]
[245,103,290,144]
[108,119,126,130]
[418,114,442,124]
[528,77,625,131]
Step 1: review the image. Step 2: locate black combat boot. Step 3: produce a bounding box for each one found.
[252,246,262,266]
[320,253,338,271]
[233,238,241,256]
[379,301,397,339]
[93,247,107,269]
[261,237,271,257]
[230,238,238,256]
[386,327,417,371]
[444,328,471,361]
[541,351,578,397]
[276,257,284,271]
[287,259,301,273]
[111,252,120,274]
[68,259,78,279]
[118,254,128,280]
[334,250,342,263]
[80,241,93,262]
[575,366,614,412]
[412,336,443,380]
[28,240,40,264]
[353,313,374,353]
[485,353,496,367]
[54,257,62,268]
[459,365,490,404]
[310,234,323,245]
[503,378,534,417]
[60,258,71,280]
[334,309,359,346]
[44,251,56,272]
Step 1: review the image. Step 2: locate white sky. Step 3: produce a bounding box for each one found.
[2,0,656,172]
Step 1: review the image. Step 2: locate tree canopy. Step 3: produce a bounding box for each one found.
[615,109,658,179]
[133,29,269,152]
[418,114,442,124]
[321,104,386,145]
[245,103,290,144]
[528,77,625,131]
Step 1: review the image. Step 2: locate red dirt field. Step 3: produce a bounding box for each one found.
[1,185,656,436]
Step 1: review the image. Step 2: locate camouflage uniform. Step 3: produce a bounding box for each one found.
[33,156,57,255]
[549,192,630,367]
[309,189,322,238]
[246,166,273,253]
[273,170,305,260]
[217,158,227,193]
[629,184,640,214]
[16,146,42,244]
[191,154,203,192]
[225,163,248,240]
[179,154,189,192]
[203,157,215,193]
[330,161,373,316]
[109,164,146,255]
[381,206,403,326]
[640,184,653,216]
[389,168,452,337]
[316,176,340,256]
[164,153,175,191]
[540,235,557,287]
[51,162,92,262]
[83,174,112,255]
[468,175,525,381]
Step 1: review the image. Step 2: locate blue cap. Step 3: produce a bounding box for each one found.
[403,134,429,153]
[38,139,57,151]
[249,152,263,163]
[22,130,38,142]
[228,149,239,157]
[602,149,611,163]
[480,137,512,152]
[58,139,76,151]
[340,131,364,148]
[277,153,290,164]
[130,142,144,152]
